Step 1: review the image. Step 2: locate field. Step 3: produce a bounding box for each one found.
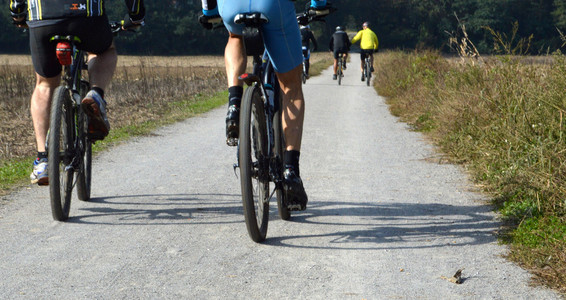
[0,53,332,190]
[0,49,564,293]
[374,50,565,293]
[0,53,330,162]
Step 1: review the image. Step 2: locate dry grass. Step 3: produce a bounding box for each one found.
[0,52,331,163]
[0,55,227,163]
[374,50,566,294]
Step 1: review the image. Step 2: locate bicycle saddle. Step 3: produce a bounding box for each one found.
[234,13,269,27]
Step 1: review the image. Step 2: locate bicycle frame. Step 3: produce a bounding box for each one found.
[50,35,89,172]
[240,39,284,192]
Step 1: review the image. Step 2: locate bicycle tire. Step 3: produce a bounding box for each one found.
[274,93,290,221]
[77,81,92,201]
[76,134,92,201]
[365,59,371,86]
[302,63,307,84]
[338,58,343,86]
[239,84,270,242]
[48,86,75,221]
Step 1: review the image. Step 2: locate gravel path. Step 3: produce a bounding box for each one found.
[0,56,561,299]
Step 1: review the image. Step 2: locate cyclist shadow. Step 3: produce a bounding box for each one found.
[67,193,245,225]
[263,199,501,250]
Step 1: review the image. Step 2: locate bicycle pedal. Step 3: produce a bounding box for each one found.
[286,203,305,211]
[226,137,238,147]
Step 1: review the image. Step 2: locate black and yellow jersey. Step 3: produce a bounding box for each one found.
[10,0,144,21]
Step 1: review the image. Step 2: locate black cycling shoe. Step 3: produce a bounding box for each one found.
[226,104,239,146]
[283,165,308,211]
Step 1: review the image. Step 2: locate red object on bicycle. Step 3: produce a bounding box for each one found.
[55,42,72,66]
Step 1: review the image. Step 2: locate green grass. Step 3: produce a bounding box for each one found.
[0,158,30,193]
[374,50,566,293]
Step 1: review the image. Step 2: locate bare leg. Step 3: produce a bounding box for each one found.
[224,33,247,88]
[277,65,305,151]
[31,74,60,152]
[333,59,338,75]
[87,43,117,91]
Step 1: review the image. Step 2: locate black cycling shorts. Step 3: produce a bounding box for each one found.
[360,49,374,61]
[333,49,348,60]
[29,16,113,78]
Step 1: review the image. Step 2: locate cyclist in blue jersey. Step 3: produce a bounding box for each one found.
[10,0,145,185]
[199,0,330,211]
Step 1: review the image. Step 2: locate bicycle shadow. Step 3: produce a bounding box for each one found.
[262,199,501,250]
[68,193,245,226]
[68,192,501,251]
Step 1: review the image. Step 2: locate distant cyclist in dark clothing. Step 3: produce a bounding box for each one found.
[300,24,318,78]
[10,0,145,185]
[329,26,350,80]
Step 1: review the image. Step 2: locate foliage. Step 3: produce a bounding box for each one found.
[2,0,566,54]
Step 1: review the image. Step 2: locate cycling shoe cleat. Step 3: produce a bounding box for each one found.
[283,165,308,211]
[30,158,49,185]
[81,90,110,140]
[226,104,239,146]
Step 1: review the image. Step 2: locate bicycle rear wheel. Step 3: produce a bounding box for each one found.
[48,86,76,221]
[77,81,92,201]
[239,84,270,242]
[365,60,371,86]
[302,62,307,84]
[338,58,343,86]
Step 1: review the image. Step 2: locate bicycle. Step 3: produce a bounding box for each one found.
[301,46,309,84]
[234,8,333,242]
[362,52,372,86]
[48,22,125,221]
[337,52,345,85]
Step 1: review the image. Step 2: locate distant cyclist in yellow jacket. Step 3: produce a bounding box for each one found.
[351,21,378,81]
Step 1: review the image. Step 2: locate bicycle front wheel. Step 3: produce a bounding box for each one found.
[48,86,76,221]
[76,133,92,201]
[274,93,290,221]
[77,81,92,201]
[239,84,270,242]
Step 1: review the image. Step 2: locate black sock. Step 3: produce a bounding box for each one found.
[92,87,105,99]
[284,150,300,168]
[37,151,48,160]
[228,86,243,107]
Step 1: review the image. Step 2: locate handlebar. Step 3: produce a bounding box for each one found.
[296,5,337,26]
[109,20,142,35]
[199,4,336,30]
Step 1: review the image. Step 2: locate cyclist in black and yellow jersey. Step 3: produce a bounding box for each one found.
[9,0,145,185]
[350,21,378,81]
